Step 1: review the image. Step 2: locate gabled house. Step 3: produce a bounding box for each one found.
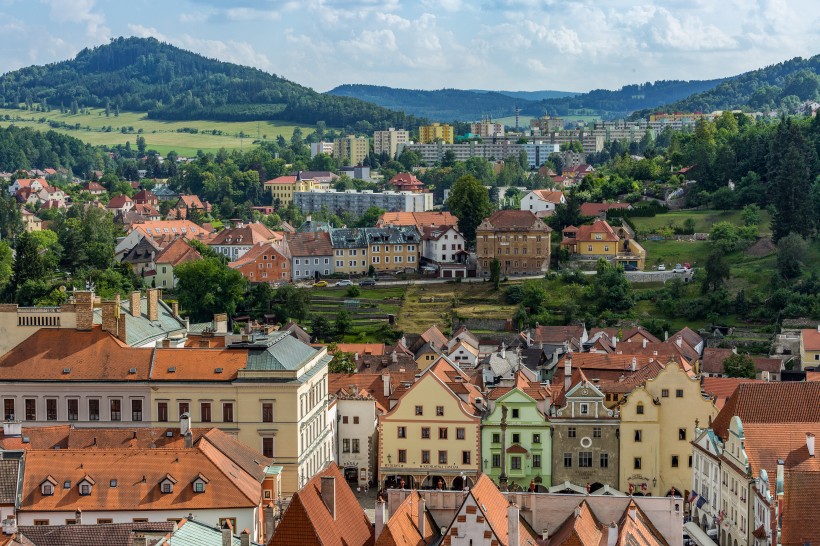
[166,194,212,220]
[106,195,134,214]
[133,189,159,207]
[329,228,369,276]
[421,224,468,278]
[7,178,46,196]
[285,231,333,281]
[520,189,565,217]
[389,173,425,193]
[209,223,280,261]
[476,210,551,277]
[121,235,161,277]
[229,242,291,285]
[81,181,105,195]
[799,326,820,369]
[21,209,42,233]
[374,490,439,546]
[560,218,645,270]
[152,237,203,289]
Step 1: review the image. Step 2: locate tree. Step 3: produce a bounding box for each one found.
[0,242,12,294]
[270,284,309,323]
[590,259,634,313]
[334,310,353,338]
[446,175,493,245]
[741,204,760,227]
[723,353,756,379]
[327,342,356,373]
[769,119,818,241]
[0,192,23,242]
[702,251,730,294]
[355,206,385,228]
[174,258,247,322]
[549,187,586,231]
[10,231,50,296]
[490,258,501,290]
[777,232,808,279]
[310,315,331,342]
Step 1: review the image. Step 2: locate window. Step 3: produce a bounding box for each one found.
[422,450,430,464]
[223,403,233,423]
[342,439,351,453]
[676,389,684,398]
[179,402,189,418]
[511,456,522,470]
[600,453,609,468]
[353,416,359,424]
[533,454,542,468]
[25,399,36,421]
[46,399,57,421]
[661,389,669,398]
[634,457,642,470]
[689,455,693,468]
[637,403,644,415]
[262,437,274,458]
[161,482,173,494]
[415,405,423,415]
[436,405,444,416]
[438,451,448,464]
[579,452,592,467]
[342,416,348,424]
[262,403,274,423]
[568,427,576,438]
[593,427,602,438]
[635,429,644,442]
[533,433,541,444]
[564,453,572,467]
[67,399,79,421]
[492,433,500,443]
[158,402,168,422]
[41,483,54,496]
[462,451,471,465]
[512,433,520,444]
[671,455,679,468]
[133,518,149,523]
[512,408,519,418]
[579,403,589,415]
[438,427,448,439]
[218,519,237,533]
[456,427,465,440]
[3,399,13,420]
[421,427,430,439]
[492,454,501,467]
[33,520,49,526]
[201,402,211,422]
[352,439,360,453]
[398,449,407,463]
[679,428,687,441]
[110,399,121,421]
[79,484,91,496]
[397,427,406,438]
[131,399,143,421]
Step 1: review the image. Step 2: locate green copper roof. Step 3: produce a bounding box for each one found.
[93,297,186,347]
[155,518,262,545]
[245,333,320,371]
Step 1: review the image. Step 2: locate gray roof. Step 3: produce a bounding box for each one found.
[364,225,420,245]
[155,518,263,546]
[329,228,367,249]
[0,456,21,505]
[18,522,175,546]
[93,297,186,347]
[245,333,321,371]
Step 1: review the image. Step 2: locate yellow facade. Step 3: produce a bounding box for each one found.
[418,123,454,144]
[333,247,369,275]
[379,372,480,489]
[333,135,369,166]
[267,178,315,207]
[800,329,820,369]
[618,362,716,497]
[414,349,439,368]
[369,242,419,272]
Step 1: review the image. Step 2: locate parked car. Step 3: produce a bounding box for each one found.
[334,280,353,287]
[623,263,638,271]
[657,264,666,271]
[673,263,686,273]
[312,281,328,287]
[359,278,376,287]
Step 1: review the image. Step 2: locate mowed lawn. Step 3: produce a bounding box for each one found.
[631,209,773,236]
[0,107,314,156]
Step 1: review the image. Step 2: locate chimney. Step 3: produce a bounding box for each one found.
[612,336,617,349]
[608,522,618,546]
[2,421,21,438]
[808,432,816,457]
[184,429,193,449]
[171,301,179,318]
[101,295,121,336]
[130,291,141,317]
[382,373,391,397]
[642,338,647,349]
[75,508,83,525]
[392,351,398,364]
[74,290,94,331]
[132,532,148,546]
[631,357,637,372]
[526,329,531,347]
[264,502,275,542]
[762,370,770,382]
[501,342,506,359]
[418,495,426,537]
[240,529,250,546]
[180,412,191,436]
[117,313,128,343]
[564,355,572,392]
[147,288,159,321]
[2,516,17,536]
[676,335,683,348]
[213,313,228,334]
[507,502,520,546]
[375,498,386,539]
[321,476,336,519]
[221,521,233,546]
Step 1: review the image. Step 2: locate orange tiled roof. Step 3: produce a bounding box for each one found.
[781,469,820,546]
[801,328,820,350]
[264,175,298,186]
[547,499,603,545]
[132,220,213,240]
[563,218,619,243]
[461,474,540,546]
[700,348,736,374]
[700,377,762,409]
[375,490,438,546]
[154,237,202,266]
[210,223,277,246]
[530,189,564,204]
[150,348,248,381]
[480,210,550,231]
[578,202,630,217]
[269,463,374,546]
[378,211,458,230]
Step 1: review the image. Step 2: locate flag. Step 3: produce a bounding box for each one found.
[696,496,706,509]
[689,490,698,503]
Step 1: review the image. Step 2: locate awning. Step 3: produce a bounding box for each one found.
[683,522,718,546]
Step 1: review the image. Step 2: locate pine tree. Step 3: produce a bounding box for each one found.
[769,118,818,241]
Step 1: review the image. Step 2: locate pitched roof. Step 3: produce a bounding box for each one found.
[546,499,602,546]
[801,327,820,350]
[17,522,176,546]
[530,325,585,346]
[210,223,277,246]
[0,457,20,505]
[700,377,762,410]
[781,469,820,546]
[150,348,248,381]
[529,190,564,204]
[674,327,702,349]
[378,211,458,230]
[700,348,736,374]
[155,517,261,546]
[269,463,374,546]
[741,423,820,499]
[711,382,820,440]
[229,242,290,269]
[562,218,619,243]
[375,490,439,546]
[455,474,539,546]
[154,237,203,267]
[284,231,332,257]
[480,210,550,231]
[264,176,298,186]
[106,195,133,208]
[419,325,448,349]
[132,220,213,241]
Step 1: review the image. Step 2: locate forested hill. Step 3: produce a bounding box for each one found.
[0,37,421,128]
[635,55,820,117]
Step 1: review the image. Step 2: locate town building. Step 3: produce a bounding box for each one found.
[329,228,369,276]
[530,115,564,133]
[417,123,454,144]
[374,128,409,159]
[133,189,159,207]
[374,489,439,546]
[560,218,646,270]
[309,141,334,158]
[389,172,425,192]
[21,210,42,232]
[398,141,566,169]
[229,242,291,284]
[151,237,203,289]
[166,195,212,220]
[106,195,134,215]
[420,224,468,278]
[482,371,552,491]
[520,189,565,217]
[364,226,421,273]
[470,119,505,138]
[378,357,482,490]
[339,165,372,181]
[333,135,369,166]
[293,189,434,216]
[578,202,632,218]
[476,210,552,277]
[116,220,213,261]
[121,236,161,277]
[264,172,316,207]
[800,326,820,369]
[377,211,458,230]
[208,223,280,261]
[285,231,334,280]
[618,361,716,498]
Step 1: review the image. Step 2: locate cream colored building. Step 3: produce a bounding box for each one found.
[618,361,716,497]
[374,128,409,159]
[418,123,454,144]
[333,135,370,166]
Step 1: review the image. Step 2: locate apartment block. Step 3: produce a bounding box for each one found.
[293,189,433,216]
[333,135,369,166]
[417,123,454,144]
[373,128,409,159]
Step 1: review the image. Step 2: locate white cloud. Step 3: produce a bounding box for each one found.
[127,24,168,42]
[41,0,109,37]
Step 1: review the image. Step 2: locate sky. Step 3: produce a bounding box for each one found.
[1,0,819,93]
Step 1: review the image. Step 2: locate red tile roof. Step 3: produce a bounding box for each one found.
[480,210,550,231]
[562,218,619,243]
[264,176,298,185]
[741,423,820,499]
[700,377,762,409]
[457,474,540,546]
[269,463,374,546]
[150,348,248,381]
[529,190,564,204]
[210,223,278,246]
[378,212,458,230]
[154,237,202,267]
[700,348,736,375]
[711,382,820,440]
[375,490,439,546]
[781,469,820,546]
[285,231,332,257]
[801,328,820,350]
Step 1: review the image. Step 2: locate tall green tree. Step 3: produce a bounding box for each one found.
[446,175,493,245]
[777,232,808,279]
[702,251,730,294]
[0,192,23,242]
[723,353,756,379]
[174,258,247,322]
[769,118,818,241]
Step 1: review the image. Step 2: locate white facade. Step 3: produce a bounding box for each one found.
[691,428,722,533]
[374,128,409,159]
[422,227,465,264]
[310,141,334,158]
[447,341,479,367]
[211,243,254,261]
[334,397,378,488]
[520,190,565,215]
[720,417,754,546]
[293,190,433,215]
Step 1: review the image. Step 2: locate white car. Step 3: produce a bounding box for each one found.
[657,264,666,271]
[334,280,353,287]
[673,263,686,273]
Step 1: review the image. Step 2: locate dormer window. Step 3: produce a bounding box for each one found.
[160,474,178,494]
[78,475,95,496]
[192,473,209,493]
[40,476,57,496]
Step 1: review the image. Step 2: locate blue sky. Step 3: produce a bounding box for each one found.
[2,0,818,93]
